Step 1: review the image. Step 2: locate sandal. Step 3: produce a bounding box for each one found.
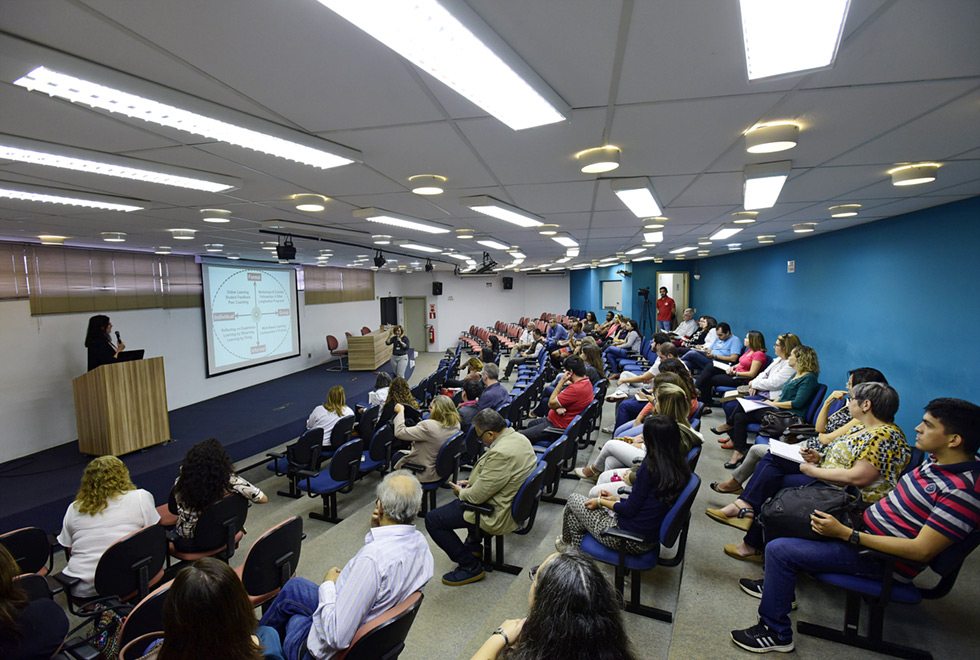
[719,441,735,450]
[573,466,599,483]
[710,481,743,495]
[710,426,731,435]
[724,543,764,564]
[724,454,745,469]
[706,507,754,531]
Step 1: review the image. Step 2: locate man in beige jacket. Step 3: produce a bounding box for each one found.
[425,408,537,586]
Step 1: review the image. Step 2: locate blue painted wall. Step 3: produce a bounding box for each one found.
[688,196,980,436]
[569,260,694,327]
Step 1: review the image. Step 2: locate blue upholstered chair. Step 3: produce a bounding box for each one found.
[579,473,701,621]
[266,427,324,498]
[403,431,465,515]
[301,437,364,523]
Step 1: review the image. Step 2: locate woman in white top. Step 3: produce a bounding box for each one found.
[307,385,354,447]
[57,456,160,597]
[367,372,391,407]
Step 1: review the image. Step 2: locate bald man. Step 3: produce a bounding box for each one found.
[259,471,434,659]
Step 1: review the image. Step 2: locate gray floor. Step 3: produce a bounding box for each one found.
[56,351,980,659]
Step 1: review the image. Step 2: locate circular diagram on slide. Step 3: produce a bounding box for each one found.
[210,269,292,363]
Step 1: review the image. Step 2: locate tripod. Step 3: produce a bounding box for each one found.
[639,297,655,337]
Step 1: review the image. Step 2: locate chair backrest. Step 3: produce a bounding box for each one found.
[691,401,705,420]
[288,428,324,471]
[239,516,304,597]
[659,473,702,549]
[183,494,250,554]
[117,578,172,651]
[538,437,566,494]
[334,592,424,660]
[433,432,465,482]
[804,383,828,424]
[327,334,339,351]
[345,331,353,338]
[0,526,50,574]
[923,528,980,600]
[93,524,168,600]
[685,446,702,472]
[329,415,356,449]
[119,632,165,660]
[358,405,380,445]
[402,406,422,426]
[329,438,366,483]
[511,464,547,527]
[367,423,395,464]
[902,447,926,477]
[13,573,52,601]
[361,326,371,335]
[461,424,483,465]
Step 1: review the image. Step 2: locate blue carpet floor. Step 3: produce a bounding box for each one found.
[0,363,386,534]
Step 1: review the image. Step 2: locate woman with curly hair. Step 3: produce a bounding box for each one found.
[140,558,283,660]
[172,438,266,553]
[471,550,638,660]
[0,544,69,660]
[376,376,419,429]
[56,456,159,597]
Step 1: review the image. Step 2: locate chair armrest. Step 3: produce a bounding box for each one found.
[267,451,286,459]
[60,638,102,660]
[632,456,643,464]
[460,501,494,516]
[296,469,320,479]
[52,572,81,593]
[617,486,632,496]
[601,526,645,544]
[401,462,425,473]
[857,547,926,571]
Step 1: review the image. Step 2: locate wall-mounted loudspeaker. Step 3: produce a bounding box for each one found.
[502,276,513,290]
[432,281,443,296]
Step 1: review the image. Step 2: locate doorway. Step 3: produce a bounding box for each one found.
[655,271,689,330]
[403,296,427,354]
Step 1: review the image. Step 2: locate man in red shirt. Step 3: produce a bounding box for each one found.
[521,356,594,443]
[656,286,675,331]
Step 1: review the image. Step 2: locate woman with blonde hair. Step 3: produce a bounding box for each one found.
[445,356,484,389]
[57,456,159,597]
[307,385,354,447]
[393,395,462,482]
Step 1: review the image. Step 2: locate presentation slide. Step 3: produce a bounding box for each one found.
[201,260,300,376]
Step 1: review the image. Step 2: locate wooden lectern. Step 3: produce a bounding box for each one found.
[72,356,171,456]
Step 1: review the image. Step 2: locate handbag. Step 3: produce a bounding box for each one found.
[780,423,818,444]
[759,410,804,438]
[760,482,864,542]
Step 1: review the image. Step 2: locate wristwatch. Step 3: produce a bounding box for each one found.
[493,628,510,646]
[848,529,861,546]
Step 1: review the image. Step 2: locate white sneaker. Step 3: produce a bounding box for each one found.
[602,424,615,434]
[605,391,628,402]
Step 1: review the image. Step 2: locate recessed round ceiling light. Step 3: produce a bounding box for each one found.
[888,163,940,186]
[745,122,800,154]
[732,211,759,224]
[643,223,665,230]
[291,193,328,212]
[101,232,126,242]
[538,223,560,236]
[171,229,196,240]
[154,246,172,254]
[829,204,861,218]
[205,244,223,252]
[200,208,231,223]
[793,223,818,233]
[407,174,447,195]
[38,234,67,245]
[574,145,621,174]
[372,234,392,245]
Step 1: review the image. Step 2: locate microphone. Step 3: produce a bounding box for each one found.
[115,330,122,344]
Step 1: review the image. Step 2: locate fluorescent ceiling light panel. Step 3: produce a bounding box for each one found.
[507,250,527,259]
[609,178,662,217]
[477,238,511,251]
[399,243,442,253]
[739,0,850,80]
[460,195,544,228]
[709,227,743,241]
[0,182,143,211]
[14,66,358,169]
[669,246,697,254]
[316,0,569,130]
[644,231,664,243]
[743,161,791,210]
[551,234,578,248]
[625,247,646,255]
[352,207,451,234]
[0,135,239,192]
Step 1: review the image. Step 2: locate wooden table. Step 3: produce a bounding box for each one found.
[347,329,394,370]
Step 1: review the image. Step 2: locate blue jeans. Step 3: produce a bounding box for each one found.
[424,498,480,571]
[681,349,711,371]
[657,320,671,331]
[258,577,320,660]
[614,398,646,429]
[759,537,883,639]
[256,626,286,660]
[614,421,643,437]
[604,346,630,373]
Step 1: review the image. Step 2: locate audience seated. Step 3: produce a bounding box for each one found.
[694,330,768,405]
[716,333,800,425]
[307,386,354,445]
[676,315,717,355]
[720,345,821,469]
[510,322,537,359]
[592,311,616,340]
[425,409,536,586]
[708,382,910,563]
[366,372,391,408]
[607,357,694,434]
[393,396,462,483]
[606,333,673,402]
[259,472,433,659]
[559,415,691,555]
[581,311,599,336]
[603,318,642,374]
[0,544,68,660]
[457,379,485,431]
[476,363,509,411]
[502,328,545,381]
[580,344,607,385]
[672,308,698,340]
[605,374,701,444]
[470,550,640,660]
[729,398,980,654]
[550,321,585,366]
[445,356,484,389]
[172,438,267,553]
[521,357,593,443]
[376,377,418,429]
[141,557,284,660]
[681,321,741,373]
[56,456,160,597]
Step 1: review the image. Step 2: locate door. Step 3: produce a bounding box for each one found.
[655,271,689,329]
[403,296,427,353]
[379,296,398,325]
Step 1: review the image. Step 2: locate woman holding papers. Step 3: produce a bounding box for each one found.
[714,333,801,434]
[705,382,910,562]
[721,346,820,469]
[693,330,768,404]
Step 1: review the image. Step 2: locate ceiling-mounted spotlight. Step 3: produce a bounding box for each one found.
[291,194,328,212]
[732,211,759,224]
[276,235,297,261]
[829,204,861,217]
[372,234,392,245]
[574,146,621,174]
[888,163,940,186]
[101,232,126,243]
[38,234,67,245]
[201,208,231,223]
[154,246,172,254]
[424,258,434,273]
[745,123,800,153]
[408,175,447,195]
[374,250,387,268]
[171,229,196,240]
[793,222,818,233]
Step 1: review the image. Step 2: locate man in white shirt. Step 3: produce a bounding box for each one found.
[672,308,698,339]
[510,322,536,358]
[259,471,433,660]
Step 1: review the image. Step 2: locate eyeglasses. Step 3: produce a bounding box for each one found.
[528,564,540,581]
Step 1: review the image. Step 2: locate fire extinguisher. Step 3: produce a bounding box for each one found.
[428,326,435,344]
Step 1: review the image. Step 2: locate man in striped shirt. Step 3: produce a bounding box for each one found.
[259,471,434,660]
[731,397,980,654]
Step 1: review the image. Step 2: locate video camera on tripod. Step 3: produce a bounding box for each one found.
[638,286,650,300]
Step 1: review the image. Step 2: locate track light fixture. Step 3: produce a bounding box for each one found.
[374,250,387,268]
[424,258,434,273]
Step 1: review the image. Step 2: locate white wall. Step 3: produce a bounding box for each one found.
[0,271,569,462]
